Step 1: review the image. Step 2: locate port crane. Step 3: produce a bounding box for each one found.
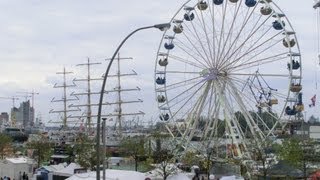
[16,90,39,108]
[0,96,19,126]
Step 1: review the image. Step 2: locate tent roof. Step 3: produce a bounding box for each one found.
[66,170,146,180]
[6,157,27,164]
[54,163,81,176]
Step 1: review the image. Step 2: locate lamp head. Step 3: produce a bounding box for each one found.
[154,23,171,31]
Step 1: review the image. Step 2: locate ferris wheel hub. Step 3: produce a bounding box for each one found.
[200,68,227,81]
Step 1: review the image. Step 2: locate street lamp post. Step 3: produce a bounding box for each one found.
[96,23,171,180]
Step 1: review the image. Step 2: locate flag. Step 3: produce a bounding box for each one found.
[309,94,316,107]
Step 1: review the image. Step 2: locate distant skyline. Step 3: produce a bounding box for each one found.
[0,0,319,125]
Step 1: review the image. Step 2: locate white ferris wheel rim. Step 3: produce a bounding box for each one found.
[154,0,302,156]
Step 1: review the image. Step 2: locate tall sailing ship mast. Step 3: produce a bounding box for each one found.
[105,53,145,136]
[49,67,79,128]
[69,58,102,133]
[69,53,144,137]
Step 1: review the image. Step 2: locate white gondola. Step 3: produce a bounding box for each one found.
[157,95,166,103]
[290,84,302,92]
[259,0,272,3]
[269,99,278,105]
[159,58,168,66]
[197,1,208,10]
[283,38,296,48]
[229,0,239,3]
[173,24,183,34]
[260,6,272,15]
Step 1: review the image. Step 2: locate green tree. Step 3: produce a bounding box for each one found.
[251,140,277,180]
[276,137,303,168]
[27,136,52,167]
[275,137,320,179]
[203,148,215,179]
[0,133,12,159]
[153,149,175,180]
[181,151,198,167]
[235,111,279,137]
[73,134,98,170]
[150,132,176,180]
[120,136,146,171]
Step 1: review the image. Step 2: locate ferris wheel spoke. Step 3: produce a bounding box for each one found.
[183,81,213,140]
[160,80,206,110]
[183,19,213,67]
[220,19,277,69]
[170,82,209,140]
[175,35,211,67]
[219,14,274,68]
[234,29,282,58]
[194,7,215,62]
[227,34,283,70]
[200,80,221,140]
[205,82,216,121]
[228,44,288,70]
[216,2,259,67]
[217,2,244,64]
[215,80,248,156]
[230,26,273,66]
[156,76,202,92]
[226,80,265,140]
[216,1,229,65]
[226,79,278,136]
[169,53,207,69]
[228,51,287,71]
[168,44,207,69]
[160,70,200,74]
[208,1,219,65]
[229,72,290,78]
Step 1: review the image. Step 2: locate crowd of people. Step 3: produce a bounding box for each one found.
[0,172,29,180]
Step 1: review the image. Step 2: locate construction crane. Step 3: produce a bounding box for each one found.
[0,96,19,108]
[16,90,39,108]
[0,96,19,126]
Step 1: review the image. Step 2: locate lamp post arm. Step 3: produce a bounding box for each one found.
[96,25,155,179]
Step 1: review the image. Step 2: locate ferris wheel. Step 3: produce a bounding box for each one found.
[154,0,302,159]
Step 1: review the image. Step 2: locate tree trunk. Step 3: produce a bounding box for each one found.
[163,166,167,180]
[38,148,41,168]
[303,161,307,180]
[135,159,138,171]
[263,160,267,180]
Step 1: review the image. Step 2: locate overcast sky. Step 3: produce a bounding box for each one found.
[0,0,319,125]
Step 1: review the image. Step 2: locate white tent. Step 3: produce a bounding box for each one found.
[0,157,36,180]
[220,175,245,180]
[41,163,65,172]
[54,163,81,177]
[66,169,146,180]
